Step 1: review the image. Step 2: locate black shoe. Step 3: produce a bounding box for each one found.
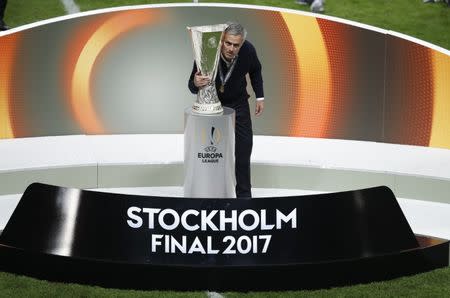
[0,21,9,31]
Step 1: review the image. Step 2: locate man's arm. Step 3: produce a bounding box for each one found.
[255,100,264,116]
[188,62,199,94]
[248,43,265,116]
[188,61,210,94]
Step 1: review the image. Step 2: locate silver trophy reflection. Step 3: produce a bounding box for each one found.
[188,24,227,114]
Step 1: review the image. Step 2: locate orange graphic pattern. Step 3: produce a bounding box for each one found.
[384,36,434,146]
[0,7,449,149]
[0,34,21,138]
[65,10,161,134]
[281,12,332,138]
[430,50,450,148]
[316,19,355,139]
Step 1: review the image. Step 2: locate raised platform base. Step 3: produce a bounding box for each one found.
[0,183,448,291]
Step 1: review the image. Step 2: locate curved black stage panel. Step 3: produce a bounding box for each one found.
[0,183,448,291]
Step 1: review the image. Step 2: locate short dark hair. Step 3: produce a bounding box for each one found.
[225,22,247,40]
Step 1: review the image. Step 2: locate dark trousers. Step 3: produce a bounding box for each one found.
[224,101,253,198]
[0,0,8,22]
[0,0,7,21]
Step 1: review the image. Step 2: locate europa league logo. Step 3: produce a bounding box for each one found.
[201,126,222,147]
[188,24,228,114]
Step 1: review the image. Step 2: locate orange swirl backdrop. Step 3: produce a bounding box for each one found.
[0,33,22,138]
[0,5,449,149]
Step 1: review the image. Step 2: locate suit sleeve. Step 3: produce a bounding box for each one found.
[188,61,199,94]
[248,45,264,99]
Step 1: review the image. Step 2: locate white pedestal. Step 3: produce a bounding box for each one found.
[184,107,236,198]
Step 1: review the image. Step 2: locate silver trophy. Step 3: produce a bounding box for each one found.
[188,24,227,114]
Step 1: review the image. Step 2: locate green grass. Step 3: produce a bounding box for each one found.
[323,0,450,50]
[3,0,66,28]
[1,0,449,296]
[205,0,450,50]
[0,271,203,297]
[75,0,450,49]
[1,267,450,296]
[75,0,192,11]
[5,1,448,49]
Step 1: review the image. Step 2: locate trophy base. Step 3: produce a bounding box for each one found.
[192,102,223,114]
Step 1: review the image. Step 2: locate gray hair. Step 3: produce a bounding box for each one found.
[225,22,247,40]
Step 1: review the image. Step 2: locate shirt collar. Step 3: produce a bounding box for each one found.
[220,53,237,68]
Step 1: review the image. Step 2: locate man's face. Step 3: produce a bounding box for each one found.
[221,33,244,61]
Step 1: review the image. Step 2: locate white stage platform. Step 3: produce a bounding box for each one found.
[1,135,449,239]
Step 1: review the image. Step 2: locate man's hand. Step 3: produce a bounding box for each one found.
[255,100,264,116]
[194,71,210,88]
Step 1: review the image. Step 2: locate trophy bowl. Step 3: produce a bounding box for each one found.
[188,24,227,114]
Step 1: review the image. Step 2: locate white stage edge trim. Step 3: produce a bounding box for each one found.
[2,134,450,177]
[1,135,449,203]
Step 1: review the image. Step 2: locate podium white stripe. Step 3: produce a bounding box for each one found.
[206,291,224,298]
[61,0,80,14]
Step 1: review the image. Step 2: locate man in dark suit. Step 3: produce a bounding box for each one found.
[188,22,265,198]
[0,0,9,31]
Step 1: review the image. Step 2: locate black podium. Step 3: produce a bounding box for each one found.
[0,183,448,291]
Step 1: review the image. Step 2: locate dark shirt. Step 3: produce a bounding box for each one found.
[188,40,264,106]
